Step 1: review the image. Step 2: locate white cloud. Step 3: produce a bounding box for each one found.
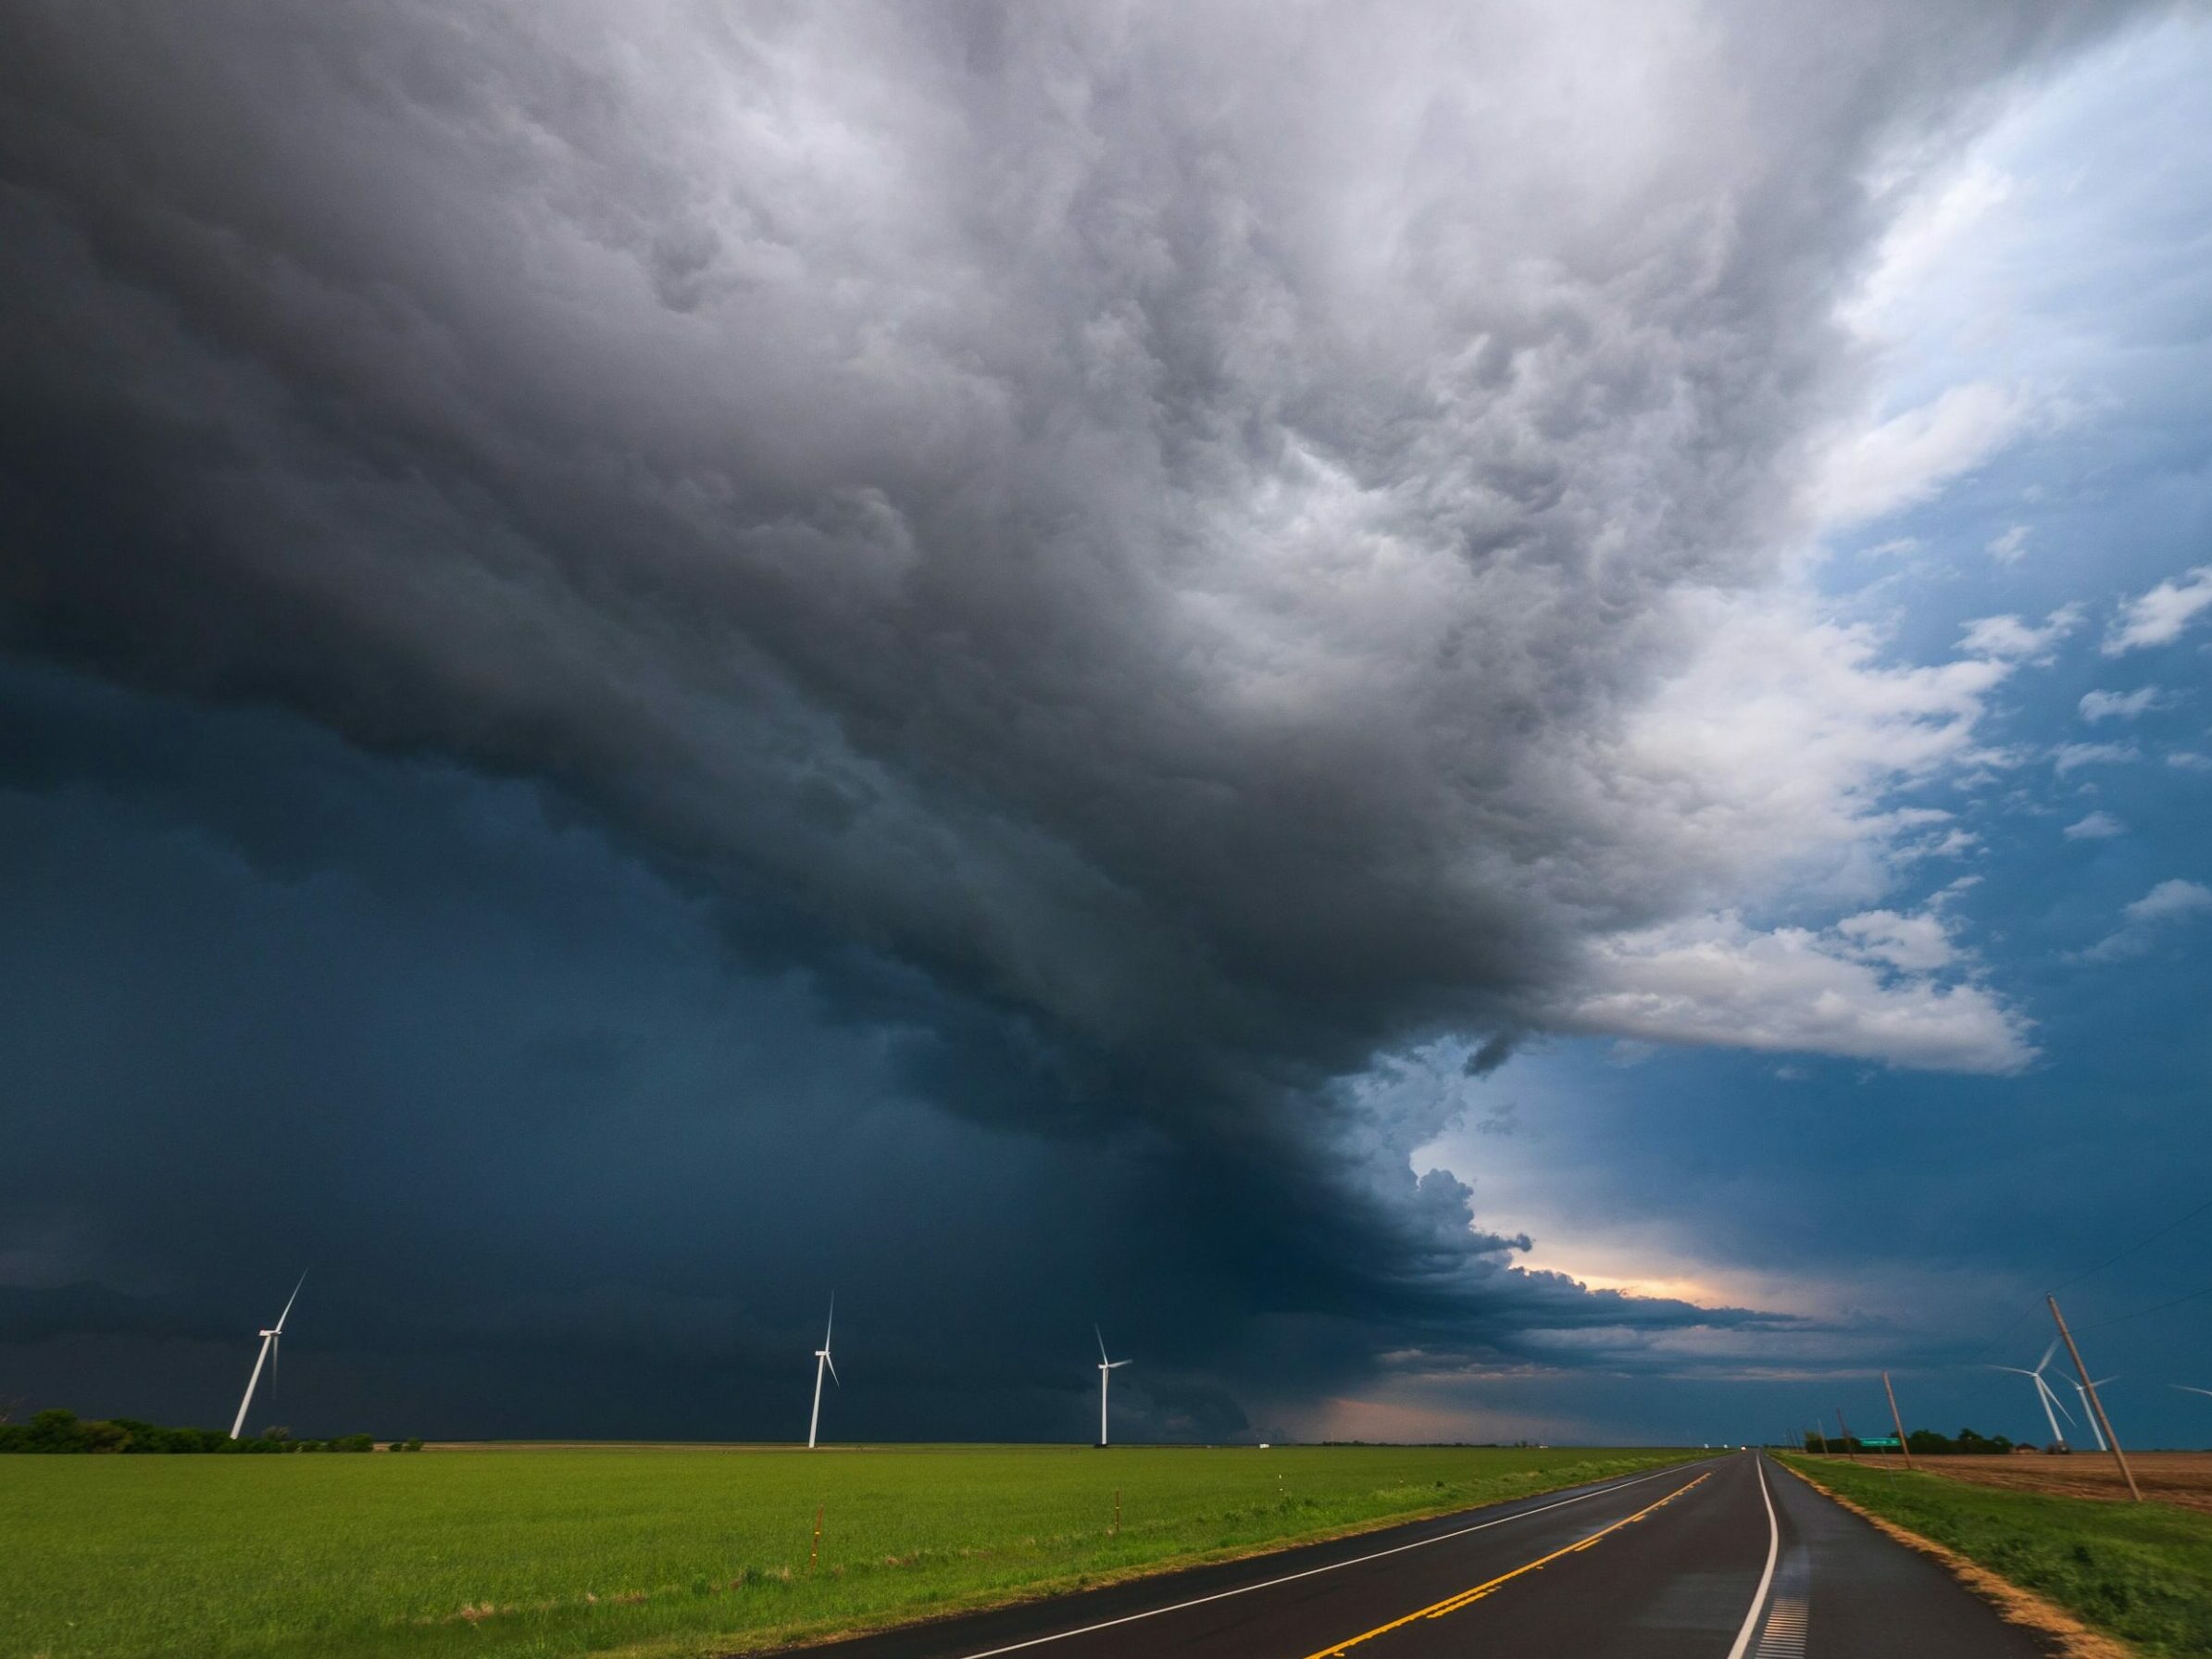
[1915,827,1981,861]
[2062,811,2125,840]
[1832,908,1958,970]
[2053,741,2140,774]
[2169,751,2212,772]
[2079,686,2174,721]
[1958,605,2081,662]
[2130,879,2212,922]
[1931,875,1984,905]
[1813,381,2036,529]
[2079,879,2212,962]
[1559,910,2033,1074]
[1845,159,2016,339]
[1592,586,2017,920]
[1543,587,2042,1075]
[2106,565,2212,654]
[1985,524,2031,565]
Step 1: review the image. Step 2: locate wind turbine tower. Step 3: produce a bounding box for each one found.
[1095,1326,1131,1447]
[806,1297,839,1450]
[230,1273,306,1441]
[2069,1377,2120,1452]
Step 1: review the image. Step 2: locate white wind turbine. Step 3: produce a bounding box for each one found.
[806,1297,839,1450]
[1995,1341,2073,1450]
[230,1272,306,1441]
[2068,1376,2120,1452]
[1094,1326,1130,1447]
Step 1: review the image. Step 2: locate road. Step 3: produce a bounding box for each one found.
[776,1452,2056,1658]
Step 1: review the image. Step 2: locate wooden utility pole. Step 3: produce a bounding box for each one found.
[1882,1372,1915,1469]
[2048,1294,2141,1503]
[1837,1409,1857,1464]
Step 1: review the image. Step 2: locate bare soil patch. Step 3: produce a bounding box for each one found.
[1810,1450,2212,1513]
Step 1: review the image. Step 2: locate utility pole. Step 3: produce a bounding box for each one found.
[2048,1294,2141,1503]
[1837,1409,1857,1464]
[1882,1372,1915,1469]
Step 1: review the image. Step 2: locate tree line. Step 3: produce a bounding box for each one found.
[0,1408,424,1453]
[1798,1427,2021,1455]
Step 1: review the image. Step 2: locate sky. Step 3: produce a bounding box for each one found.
[3,1,2209,1449]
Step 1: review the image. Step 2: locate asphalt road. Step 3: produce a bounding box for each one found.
[778,1452,2056,1658]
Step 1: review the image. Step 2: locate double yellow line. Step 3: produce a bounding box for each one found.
[1300,1471,1712,1658]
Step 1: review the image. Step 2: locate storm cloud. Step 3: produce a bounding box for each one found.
[0,2,2156,1436]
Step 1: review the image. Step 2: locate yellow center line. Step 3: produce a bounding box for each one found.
[1298,1471,1712,1658]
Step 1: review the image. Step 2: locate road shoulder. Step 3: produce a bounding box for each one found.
[1776,1459,2131,1659]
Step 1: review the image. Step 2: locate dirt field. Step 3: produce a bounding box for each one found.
[1806,1451,2212,1513]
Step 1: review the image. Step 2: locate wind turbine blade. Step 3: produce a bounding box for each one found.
[825,1352,840,1388]
[2037,1339,2060,1374]
[1096,1325,1108,1365]
[275,1271,307,1333]
[2173,1385,2212,1398]
[825,1293,835,1348]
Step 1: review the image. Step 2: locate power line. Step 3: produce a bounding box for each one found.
[2045,1194,2212,1298]
[1953,1191,2212,1367]
[1955,1302,2048,1370]
[2079,1279,2212,1336]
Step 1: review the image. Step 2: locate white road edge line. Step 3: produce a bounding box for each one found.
[953,1457,1718,1659]
[1725,1453,1781,1659]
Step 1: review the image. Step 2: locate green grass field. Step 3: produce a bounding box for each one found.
[3,1442,1698,1659]
[1781,1455,2212,1657]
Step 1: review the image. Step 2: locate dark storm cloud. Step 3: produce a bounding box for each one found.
[0,3,2151,1431]
[0,653,1793,1439]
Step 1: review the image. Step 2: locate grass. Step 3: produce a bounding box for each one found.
[1781,1454,2212,1657]
[2,1441,1698,1659]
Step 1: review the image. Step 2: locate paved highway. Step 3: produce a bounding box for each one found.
[779,1453,2054,1658]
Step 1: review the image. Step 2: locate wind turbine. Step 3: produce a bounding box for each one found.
[230,1272,306,1441]
[2068,1377,2120,1452]
[1095,1326,1130,1447]
[1995,1341,2073,1450]
[806,1297,839,1450]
